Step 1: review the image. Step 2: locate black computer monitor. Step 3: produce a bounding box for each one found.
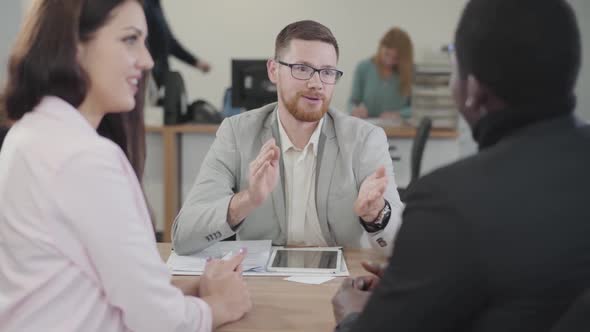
[231,59,277,110]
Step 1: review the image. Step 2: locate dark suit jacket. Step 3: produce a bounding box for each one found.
[551,288,590,332]
[337,113,590,332]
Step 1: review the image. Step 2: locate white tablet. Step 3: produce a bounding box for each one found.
[266,247,342,274]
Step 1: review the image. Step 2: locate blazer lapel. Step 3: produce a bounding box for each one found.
[316,112,338,246]
[262,108,287,242]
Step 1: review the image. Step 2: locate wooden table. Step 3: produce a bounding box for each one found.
[158,243,386,332]
[147,124,458,241]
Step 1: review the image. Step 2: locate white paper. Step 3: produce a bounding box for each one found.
[167,240,272,273]
[166,253,207,272]
[284,276,336,285]
[169,247,350,277]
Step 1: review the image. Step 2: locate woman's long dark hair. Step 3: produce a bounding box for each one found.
[2,0,142,120]
[97,75,148,182]
[1,0,149,194]
[97,75,153,225]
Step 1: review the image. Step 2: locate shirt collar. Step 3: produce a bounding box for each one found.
[277,109,324,157]
[35,96,97,134]
[472,95,576,150]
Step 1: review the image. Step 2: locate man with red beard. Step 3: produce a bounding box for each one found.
[172,20,403,255]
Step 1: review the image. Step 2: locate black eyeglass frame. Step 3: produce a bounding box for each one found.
[276,60,344,84]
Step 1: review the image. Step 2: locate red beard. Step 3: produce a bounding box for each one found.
[282,91,330,122]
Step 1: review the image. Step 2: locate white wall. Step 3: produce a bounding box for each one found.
[12,0,588,117]
[163,0,590,119]
[570,0,590,121]
[21,0,32,12]
[0,2,21,86]
[162,0,468,112]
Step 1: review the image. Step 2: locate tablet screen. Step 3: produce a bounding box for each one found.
[270,249,339,269]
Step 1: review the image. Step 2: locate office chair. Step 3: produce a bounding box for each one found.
[393,117,432,200]
[0,125,9,151]
[162,70,188,125]
[551,288,590,332]
[161,70,223,125]
[409,117,432,182]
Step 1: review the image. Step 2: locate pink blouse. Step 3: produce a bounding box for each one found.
[0,97,211,332]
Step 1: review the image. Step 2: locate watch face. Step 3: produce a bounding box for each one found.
[375,212,385,225]
[375,203,391,225]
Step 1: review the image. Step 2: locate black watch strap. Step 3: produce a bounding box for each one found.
[359,199,391,233]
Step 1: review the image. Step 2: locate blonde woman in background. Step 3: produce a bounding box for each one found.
[349,27,414,119]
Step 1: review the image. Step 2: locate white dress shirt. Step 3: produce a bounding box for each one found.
[278,111,327,246]
[0,97,211,332]
[277,110,402,252]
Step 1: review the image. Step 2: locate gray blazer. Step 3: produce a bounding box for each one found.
[172,103,403,254]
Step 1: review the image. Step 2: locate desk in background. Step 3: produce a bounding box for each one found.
[157,242,385,332]
[145,124,459,241]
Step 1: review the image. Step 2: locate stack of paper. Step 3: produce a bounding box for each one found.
[166,240,272,275]
[167,241,350,277]
[411,63,459,129]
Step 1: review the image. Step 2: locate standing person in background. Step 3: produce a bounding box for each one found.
[349,27,414,120]
[0,0,251,331]
[144,0,211,87]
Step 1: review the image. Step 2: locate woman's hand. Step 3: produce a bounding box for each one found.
[200,249,253,329]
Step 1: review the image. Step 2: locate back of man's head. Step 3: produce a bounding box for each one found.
[455,0,581,110]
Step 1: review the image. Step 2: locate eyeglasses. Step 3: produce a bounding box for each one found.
[277,60,343,84]
[442,43,454,54]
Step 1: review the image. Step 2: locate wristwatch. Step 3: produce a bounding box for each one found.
[373,200,391,226]
[360,200,391,233]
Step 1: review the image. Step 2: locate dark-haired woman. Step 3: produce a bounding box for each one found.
[0,1,250,331]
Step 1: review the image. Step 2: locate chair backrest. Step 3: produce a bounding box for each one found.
[163,71,188,125]
[551,288,590,332]
[410,117,432,182]
[0,126,10,151]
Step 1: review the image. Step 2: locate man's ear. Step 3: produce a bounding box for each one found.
[465,74,487,112]
[267,59,278,84]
